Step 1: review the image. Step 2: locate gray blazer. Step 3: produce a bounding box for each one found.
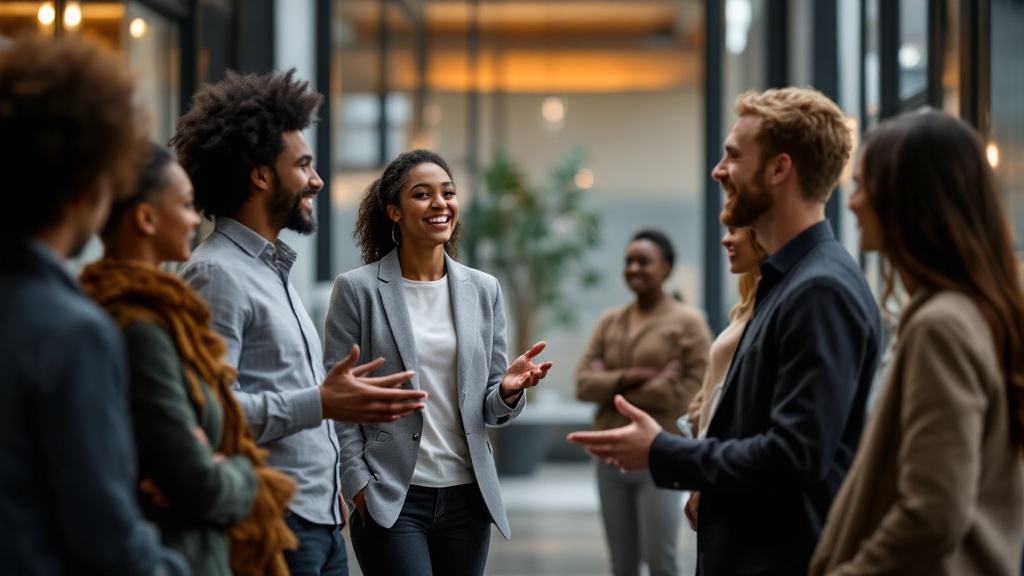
[324,249,525,539]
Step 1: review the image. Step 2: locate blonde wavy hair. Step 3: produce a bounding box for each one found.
[734,87,852,204]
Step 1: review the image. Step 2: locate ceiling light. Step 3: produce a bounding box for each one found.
[129,17,147,38]
[64,2,82,28]
[37,3,55,26]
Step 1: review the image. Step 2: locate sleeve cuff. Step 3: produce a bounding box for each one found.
[649,431,685,490]
[290,386,324,429]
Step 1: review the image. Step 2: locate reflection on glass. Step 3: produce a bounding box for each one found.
[126,2,179,145]
[990,0,1024,258]
[942,0,960,114]
[863,0,881,125]
[726,0,752,55]
[899,0,928,100]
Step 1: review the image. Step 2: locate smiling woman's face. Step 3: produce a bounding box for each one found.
[848,152,884,253]
[623,239,670,296]
[721,227,760,275]
[388,162,459,249]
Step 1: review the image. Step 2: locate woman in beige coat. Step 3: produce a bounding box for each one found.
[576,229,712,576]
[809,111,1024,575]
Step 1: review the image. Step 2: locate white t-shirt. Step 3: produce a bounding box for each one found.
[403,275,475,487]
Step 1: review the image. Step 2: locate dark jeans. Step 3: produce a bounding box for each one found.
[283,514,348,576]
[350,483,492,576]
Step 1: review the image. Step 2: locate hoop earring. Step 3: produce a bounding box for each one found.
[391,222,400,245]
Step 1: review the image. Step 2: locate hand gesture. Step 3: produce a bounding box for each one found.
[566,395,662,472]
[499,341,553,404]
[320,345,426,423]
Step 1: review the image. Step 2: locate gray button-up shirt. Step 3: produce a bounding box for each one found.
[181,218,341,525]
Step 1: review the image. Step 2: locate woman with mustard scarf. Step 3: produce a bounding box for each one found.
[79,143,297,575]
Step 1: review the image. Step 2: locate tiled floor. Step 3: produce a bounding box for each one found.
[343,462,698,575]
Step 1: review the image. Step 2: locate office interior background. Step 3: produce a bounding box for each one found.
[2,0,1023,464]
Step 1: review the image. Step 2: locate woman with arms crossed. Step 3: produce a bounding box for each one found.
[809,111,1024,575]
[325,149,552,576]
[575,229,712,576]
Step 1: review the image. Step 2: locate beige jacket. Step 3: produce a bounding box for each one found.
[687,306,752,437]
[810,290,1024,576]
[575,297,712,432]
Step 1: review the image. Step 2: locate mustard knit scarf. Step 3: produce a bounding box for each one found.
[80,258,298,576]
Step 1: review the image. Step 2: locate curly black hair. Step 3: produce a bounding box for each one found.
[169,69,323,220]
[0,37,142,239]
[631,229,676,271]
[354,149,461,264]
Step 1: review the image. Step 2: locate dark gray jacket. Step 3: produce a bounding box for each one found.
[0,241,187,575]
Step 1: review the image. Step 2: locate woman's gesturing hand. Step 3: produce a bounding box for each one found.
[499,341,554,405]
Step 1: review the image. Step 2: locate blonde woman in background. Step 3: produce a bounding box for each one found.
[682,226,766,532]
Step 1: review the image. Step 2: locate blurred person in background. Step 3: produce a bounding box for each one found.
[172,69,426,576]
[0,37,186,576]
[575,229,712,576]
[683,226,766,532]
[79,143,298,575]
[326,149,552,576]
[810,111,1024,576]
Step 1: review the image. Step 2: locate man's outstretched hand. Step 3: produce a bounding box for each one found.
[321,345,426,423]
[566,395,661,472]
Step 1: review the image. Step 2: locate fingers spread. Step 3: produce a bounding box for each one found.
[523,340,547,360]
[361,371,417,389]
[351,357,385,377]
[333,345,361,373]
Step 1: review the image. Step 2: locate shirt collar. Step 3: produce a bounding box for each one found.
[757,219,835,289]
[213,217,297,272]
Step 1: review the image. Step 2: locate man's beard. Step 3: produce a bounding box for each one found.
[720,170,773,228]
[270,183,317,235]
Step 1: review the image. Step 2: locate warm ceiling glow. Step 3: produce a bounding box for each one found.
[423,102,442,125]
[541,96,565,123]
[574,168,595,190]
[987,143,1000,168]
[37,3,55,25]
[129,17,147,38]
[63,2,82,28]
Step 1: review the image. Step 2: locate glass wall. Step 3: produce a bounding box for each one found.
[990,0,1024,261]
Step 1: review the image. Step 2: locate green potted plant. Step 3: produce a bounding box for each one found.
[468,146,602,355]
[467,146,602,475]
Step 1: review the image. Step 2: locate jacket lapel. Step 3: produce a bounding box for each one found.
[446,254,476,406]
[377,250,419,385]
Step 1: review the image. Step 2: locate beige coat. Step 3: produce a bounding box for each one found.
[687,306,752,437]
[576,297,712,432]
[810,290,1024,576]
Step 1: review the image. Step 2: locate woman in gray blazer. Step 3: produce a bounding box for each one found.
[810,112,1024,575]
[325,149,552,576]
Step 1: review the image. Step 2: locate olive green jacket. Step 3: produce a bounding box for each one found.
[124,321,258,576]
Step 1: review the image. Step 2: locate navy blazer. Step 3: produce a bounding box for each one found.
[0,242,186,575]
[649,222,882,575]
[324,249,524,539]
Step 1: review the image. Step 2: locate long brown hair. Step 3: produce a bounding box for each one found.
[861,111,1024,449]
